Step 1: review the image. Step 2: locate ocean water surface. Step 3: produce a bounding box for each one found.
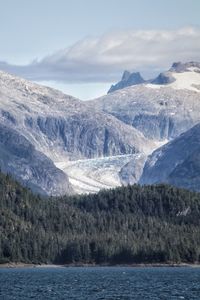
[0,266,200,299]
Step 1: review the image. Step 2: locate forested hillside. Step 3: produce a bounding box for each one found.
[1,171,200,265]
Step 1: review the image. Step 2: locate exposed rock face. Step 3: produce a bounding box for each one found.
[31,112,154,160]
[108,71,145,93]
[90,62,200,141]
[0,123,73,196]
[0,71,154,161]
[119,154,147,185]
[140,123,200,192]
[1,62,200,195]
[0,70,156,195]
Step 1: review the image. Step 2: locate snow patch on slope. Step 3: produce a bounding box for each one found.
[147,69,200,92]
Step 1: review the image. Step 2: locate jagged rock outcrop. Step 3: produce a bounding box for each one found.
[108,71,145,93]
[140,123,200,192]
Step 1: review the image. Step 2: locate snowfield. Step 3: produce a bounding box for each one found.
[147,68,200,92]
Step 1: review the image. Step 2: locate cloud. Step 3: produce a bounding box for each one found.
[1,27,200,83]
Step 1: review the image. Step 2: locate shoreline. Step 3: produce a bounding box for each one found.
[1,262,200,269]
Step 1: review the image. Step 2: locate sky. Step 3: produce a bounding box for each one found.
[0,0,200,99]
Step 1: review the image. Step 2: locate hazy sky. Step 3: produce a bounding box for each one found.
[0,0,200,99]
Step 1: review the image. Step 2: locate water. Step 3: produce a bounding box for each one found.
[0,267,200,299]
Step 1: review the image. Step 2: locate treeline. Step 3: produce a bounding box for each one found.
[1,171,200,265]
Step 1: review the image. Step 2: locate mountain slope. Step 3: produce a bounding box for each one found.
[168,149,200,191]
[0,123,73,196]
[119,153,147,185]
[0,70,156,194]
[90,62,200,141]
[0,70,155,161]
[140,123,200,192]
[2,62,200,195]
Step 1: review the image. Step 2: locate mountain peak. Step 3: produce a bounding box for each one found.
[151,71,176,85]
[121,70,131,81]
[108,62,200,94]
[148,61,200,90]
[170,61,200,72]
[108,71,145,93]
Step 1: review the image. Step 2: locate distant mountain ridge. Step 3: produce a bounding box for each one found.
[1,61,200,195]
[107,61,200,93]
[0,70,155,195]
[92,62,200,141]
[87,61,200,192]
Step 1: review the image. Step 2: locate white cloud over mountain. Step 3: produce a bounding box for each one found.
[1,27,200,83]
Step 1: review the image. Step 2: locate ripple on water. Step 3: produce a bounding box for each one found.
[0,267,200,300]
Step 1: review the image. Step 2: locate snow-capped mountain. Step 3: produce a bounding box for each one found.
[0,70,155,195]
[91,62,200,141]
[140,123,200,192]
[148,61,200,91]
[1,62,200,195]
[0,71,154,160]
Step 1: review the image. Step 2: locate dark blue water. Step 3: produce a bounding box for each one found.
[0,267,200,299]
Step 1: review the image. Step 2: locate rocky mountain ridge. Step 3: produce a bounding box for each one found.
[107,61,200,93]
[0,70,155,194]
[1,62,200,195]
[91,62,200,141]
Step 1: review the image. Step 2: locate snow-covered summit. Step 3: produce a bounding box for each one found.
[107,62,200,94]
[148,61,200,92]
[170,61,200,72]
